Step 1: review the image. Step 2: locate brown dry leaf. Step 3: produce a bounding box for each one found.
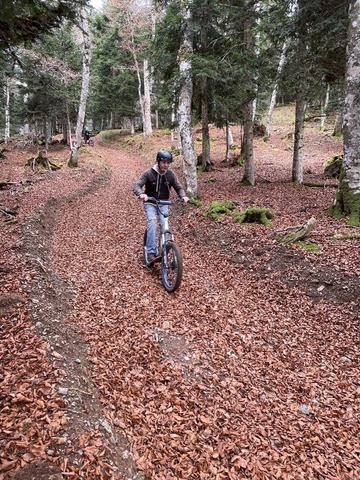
[1,123,359,480]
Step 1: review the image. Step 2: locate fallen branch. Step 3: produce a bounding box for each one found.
[330,233,360,240]
[1,207,18,217]
[0,179,35,190]
[277,217,317,244]
[303,182,338,188]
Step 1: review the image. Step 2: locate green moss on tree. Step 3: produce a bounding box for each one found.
[240,177,252,186]
[329,167,360,226]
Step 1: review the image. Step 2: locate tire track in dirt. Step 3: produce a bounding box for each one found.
[19,162,139,479]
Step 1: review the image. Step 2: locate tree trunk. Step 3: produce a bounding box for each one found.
[331,0,360,226]
[68,8,91,168]
[178,4,197,197]
[333,109,343,136]
[130,118,135,135]
[265,40,288,140]
[4,75,10,143]
[66,101,73,149]
[292,15,307,185]
[242,101,255,185]
[225,121,233,163]
[143,59,153,136]
[292,90,306,184]
[133,46,145,137]
[171,88,176,149]
[320,83,330,129]
[241,8,255,186]
[201,77,211,171]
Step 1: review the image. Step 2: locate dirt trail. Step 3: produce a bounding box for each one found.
[6,137,358,479]
[36,142,359,479]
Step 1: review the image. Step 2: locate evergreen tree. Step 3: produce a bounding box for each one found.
[88,13,139,130]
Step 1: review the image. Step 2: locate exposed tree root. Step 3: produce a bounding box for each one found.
[26,149,62,171]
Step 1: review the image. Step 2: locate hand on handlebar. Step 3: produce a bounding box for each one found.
[139,193,148,202]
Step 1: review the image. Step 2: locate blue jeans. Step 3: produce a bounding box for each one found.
[144,203,168,254]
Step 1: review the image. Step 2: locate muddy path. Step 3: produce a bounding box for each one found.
[16,142,360,479]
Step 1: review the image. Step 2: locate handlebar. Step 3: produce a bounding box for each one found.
[144,196,183,205]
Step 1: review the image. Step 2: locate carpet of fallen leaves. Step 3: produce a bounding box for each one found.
[1,110,359,480]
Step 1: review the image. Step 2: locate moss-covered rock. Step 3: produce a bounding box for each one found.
[204,200,236,220]
[233,206,273,225]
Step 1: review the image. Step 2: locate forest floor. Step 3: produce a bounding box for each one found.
[0,106,359,480]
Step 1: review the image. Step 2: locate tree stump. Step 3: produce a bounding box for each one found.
[277,217,317,244]
[324,155,343,178]
[26,150,61,171]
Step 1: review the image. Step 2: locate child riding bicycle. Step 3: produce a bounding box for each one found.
[133,149,189,263]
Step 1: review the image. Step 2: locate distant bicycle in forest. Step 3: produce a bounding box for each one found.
[143,197,183,293]
[83,127,94,146]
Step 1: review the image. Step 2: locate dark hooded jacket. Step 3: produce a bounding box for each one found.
[133,164,186,200]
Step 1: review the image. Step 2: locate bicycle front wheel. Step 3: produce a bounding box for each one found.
[161,241,183,293]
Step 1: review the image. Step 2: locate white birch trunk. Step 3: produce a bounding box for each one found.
[320,83,330,129]
[171,89,176,149]
[23,92,30,135]
[178,4,197,197]
[292,92,306,184]
[143,59,153,136]
[265,40,288,140]
[332,0,360,225]
[130,118,135,135]
[225,123,233,162]
[69,8,91,167]
[343,0,360,195]
[292,10,307,184]
[227,125,234,147]
[243,101,255,185]
[4,76,10,143]
[133,47,146,137]
[242,5,255,185]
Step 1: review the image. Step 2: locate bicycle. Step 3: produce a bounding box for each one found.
[83,136,94,146]
[143,197,183,293]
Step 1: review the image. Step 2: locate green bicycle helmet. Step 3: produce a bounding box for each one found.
[156,149,173,163]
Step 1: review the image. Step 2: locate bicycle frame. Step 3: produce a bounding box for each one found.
[156,201,175,259]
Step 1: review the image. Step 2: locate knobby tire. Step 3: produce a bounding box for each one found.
[161,241,183,293]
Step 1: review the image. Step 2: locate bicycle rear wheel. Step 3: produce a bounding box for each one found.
[161,241,183,293]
